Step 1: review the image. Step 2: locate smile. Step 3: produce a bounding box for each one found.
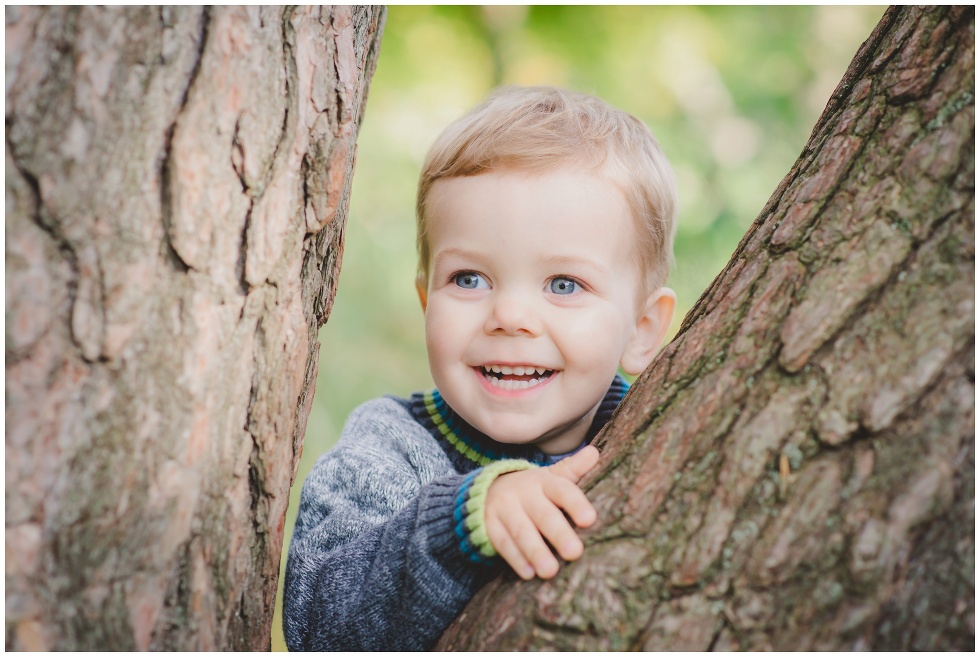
[478,364,556,391]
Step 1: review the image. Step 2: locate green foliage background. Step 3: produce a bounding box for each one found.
[272,6,884,649]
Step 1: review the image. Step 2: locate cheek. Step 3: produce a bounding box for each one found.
[424,313,448,360]
[425,301,473,359]
[553,308,634,363]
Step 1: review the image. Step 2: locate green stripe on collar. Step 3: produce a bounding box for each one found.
[422,391,496,467]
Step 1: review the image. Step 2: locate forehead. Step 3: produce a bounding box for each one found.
[425,167,633,239]
[425,168,643,283]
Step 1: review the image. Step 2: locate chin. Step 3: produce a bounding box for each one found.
[479,422,546,446]
[477,415,572,448]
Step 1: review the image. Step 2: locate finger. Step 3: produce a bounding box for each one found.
[543,477,598,529]
[504,508,560,579]
[528,499,585,562]
[549,445,600,483]
[486,515,535,580]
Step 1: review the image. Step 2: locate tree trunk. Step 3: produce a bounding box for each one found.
[438,5,973,651]
[5,5,383,650]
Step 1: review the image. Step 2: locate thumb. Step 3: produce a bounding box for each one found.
[549,445,600,482]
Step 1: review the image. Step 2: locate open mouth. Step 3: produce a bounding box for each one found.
[478,364,556,391]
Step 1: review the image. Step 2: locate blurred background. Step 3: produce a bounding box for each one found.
[272,5,884,649]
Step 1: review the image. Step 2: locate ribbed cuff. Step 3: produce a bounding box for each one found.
[454,460,538,564]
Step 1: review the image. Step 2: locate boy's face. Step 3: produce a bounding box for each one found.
[420,167,674,455]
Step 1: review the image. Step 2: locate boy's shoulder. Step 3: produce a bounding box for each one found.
[331,393,452,471]
[299,394,454,514]
[339,394,422,444]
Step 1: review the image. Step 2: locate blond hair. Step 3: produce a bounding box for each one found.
[416,85,677,291]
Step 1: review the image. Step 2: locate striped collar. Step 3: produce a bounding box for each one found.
[409,375,630,472]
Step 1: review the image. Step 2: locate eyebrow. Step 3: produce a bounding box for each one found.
[432,247,486,267]
[544,254,611,277]
[433,249,611,277]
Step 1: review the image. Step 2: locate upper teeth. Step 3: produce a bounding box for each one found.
[486,364,549,376]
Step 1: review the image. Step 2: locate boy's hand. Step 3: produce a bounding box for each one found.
[484,446,600,580]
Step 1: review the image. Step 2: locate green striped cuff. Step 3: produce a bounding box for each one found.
[454,459,538,561]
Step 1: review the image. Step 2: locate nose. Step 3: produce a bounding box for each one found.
[484,288,541,336]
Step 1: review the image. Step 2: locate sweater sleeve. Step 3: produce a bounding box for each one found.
[282,399,503,651]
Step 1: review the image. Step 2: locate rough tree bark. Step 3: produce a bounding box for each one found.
[439,5,973,651]
[5,6,383,650]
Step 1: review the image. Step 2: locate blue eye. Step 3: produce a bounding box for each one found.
[454,272,489,289]
[550,277,579,295]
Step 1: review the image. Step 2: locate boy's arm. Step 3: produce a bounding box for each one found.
[285,475,495,650]
[283,399,501,651]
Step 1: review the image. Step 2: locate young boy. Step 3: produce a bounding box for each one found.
[283,86,677,651]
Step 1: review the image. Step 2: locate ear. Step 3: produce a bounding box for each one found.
[620,287,676,376]
[415,277,428,312]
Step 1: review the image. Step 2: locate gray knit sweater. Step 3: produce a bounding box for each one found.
[283,377,628,651]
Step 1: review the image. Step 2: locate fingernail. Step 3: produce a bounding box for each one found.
[537,561,558,579]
